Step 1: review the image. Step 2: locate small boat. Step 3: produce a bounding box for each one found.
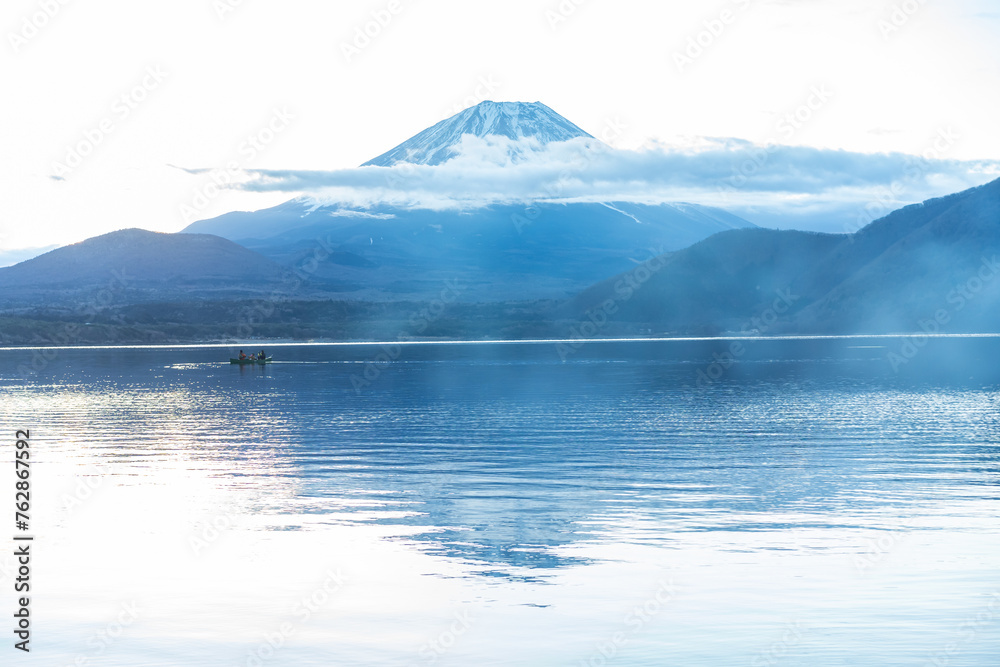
[230,357,272,365]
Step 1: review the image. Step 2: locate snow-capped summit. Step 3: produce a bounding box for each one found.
[361,101,595,167]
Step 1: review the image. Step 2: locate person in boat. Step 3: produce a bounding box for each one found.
[258,350,266,360]
[239,350,247,360]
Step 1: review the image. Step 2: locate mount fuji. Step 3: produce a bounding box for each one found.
[183,100,757,300]
[362,101,594,167]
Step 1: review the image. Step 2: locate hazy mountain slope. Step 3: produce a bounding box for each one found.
[566,178,1000,334]
[0,229,291,304]
[794,178,1000,332]
[566,228,842,333]
[181,198,322,245]
[187,201,757,300]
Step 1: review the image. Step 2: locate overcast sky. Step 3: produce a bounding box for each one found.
[2,0,998,256]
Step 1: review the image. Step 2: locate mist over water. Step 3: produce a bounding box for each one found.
[2,337,999,665]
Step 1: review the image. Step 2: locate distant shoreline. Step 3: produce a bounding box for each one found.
[4,331,1000,352]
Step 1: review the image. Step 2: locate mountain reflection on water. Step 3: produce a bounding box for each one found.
[4,337,998,579]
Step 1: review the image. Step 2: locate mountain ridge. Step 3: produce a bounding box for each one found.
[184,200,758,300]
[0,228,292,304]
[565,177,1000,335]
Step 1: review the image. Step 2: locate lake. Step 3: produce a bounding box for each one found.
[2,336,999,666]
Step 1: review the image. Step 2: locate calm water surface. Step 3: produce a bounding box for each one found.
[1,337,999,666]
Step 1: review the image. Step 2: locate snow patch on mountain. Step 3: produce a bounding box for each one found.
[362,101,595,167]
[601,202,644,224]
[328,209,395,219]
